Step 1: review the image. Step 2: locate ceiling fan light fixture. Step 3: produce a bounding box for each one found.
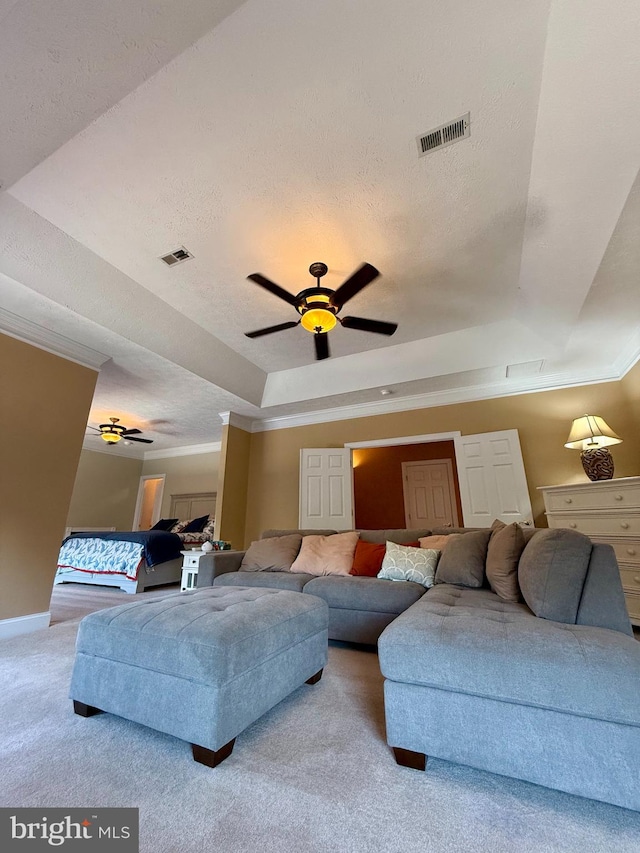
[300,306,337,333]
[101,431,122,443]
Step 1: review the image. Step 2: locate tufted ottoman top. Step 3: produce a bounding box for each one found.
[75,587,328,686]
[378,584,640,727]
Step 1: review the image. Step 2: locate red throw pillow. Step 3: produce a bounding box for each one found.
[350,540,387,577]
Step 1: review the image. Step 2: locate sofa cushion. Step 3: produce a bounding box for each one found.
[240,534,302,572]
[290,532,360,576]
[304,575,426,615]
[434,529,491,587]
[378,541,439,588]
[418,534,452,550]
[485,520,525,602]
[350,540,387,577]
[378,585,640,728]
[358,529,432,545]
[518,528,592,623]
[214,571,314,592]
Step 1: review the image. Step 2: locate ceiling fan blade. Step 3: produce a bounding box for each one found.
[245,320,300,338]
[330,263,379,310]
[86,426,102,432]
[314,332,330,360]
[247,273,300,307]
[125,436,154,444]
[340,316,398,336]
[121,428,142,435]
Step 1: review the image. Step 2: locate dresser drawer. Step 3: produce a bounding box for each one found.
[624,592,640,624]
[620,568,640,594]
[547,512,640,537]
[599,539,640,567]
[182,553,202,568]
[543,483,640,512]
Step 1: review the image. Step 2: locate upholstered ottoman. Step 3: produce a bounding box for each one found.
[70,587,329,767]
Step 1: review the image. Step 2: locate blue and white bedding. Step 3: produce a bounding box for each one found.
[57,531,184,580]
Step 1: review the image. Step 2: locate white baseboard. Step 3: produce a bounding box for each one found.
[0,611,51,640]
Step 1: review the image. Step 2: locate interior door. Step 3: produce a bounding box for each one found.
[299,448,353,530]
[453,429,533,527]
[402,459,459,528]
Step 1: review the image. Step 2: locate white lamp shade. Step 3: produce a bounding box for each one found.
[564,415,622,450]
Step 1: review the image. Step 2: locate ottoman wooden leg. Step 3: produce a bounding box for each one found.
[192,738,236,768]
[306,668,323,685]
[392,747,427,771]
[73,700,102,717]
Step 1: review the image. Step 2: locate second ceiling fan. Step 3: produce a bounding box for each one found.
[244,262,398,360]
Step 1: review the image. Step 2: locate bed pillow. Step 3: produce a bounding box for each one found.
[377,541,439,588]
[290,532,360,576]
[182,514,209,533]
[239,534,303,572]
[170,520,188,534]
[350,540,387,577]
[202,518,216,537]
[485,519,526,602]
[150,518,179,531]
[434,529,491,587]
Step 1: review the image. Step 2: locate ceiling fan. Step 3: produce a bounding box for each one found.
[87,417,154,446]
[244,262,398,360]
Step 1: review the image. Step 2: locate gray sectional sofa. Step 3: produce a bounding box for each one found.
[198,525,640,811]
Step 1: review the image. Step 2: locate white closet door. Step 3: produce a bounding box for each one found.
[453,429,533,527]
[299,448,353,530]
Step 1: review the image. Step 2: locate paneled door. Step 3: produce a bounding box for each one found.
[299,448,353,530]
[402,459,459,528]
[453,429,533,526]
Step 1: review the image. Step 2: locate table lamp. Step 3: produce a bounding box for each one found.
[564,414,622,481]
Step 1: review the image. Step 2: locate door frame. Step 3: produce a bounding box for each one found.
[132,474,166,530]
[401,458,459,528]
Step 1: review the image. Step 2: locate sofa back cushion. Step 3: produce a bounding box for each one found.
[290,531,360,576]
[434,529,492,587]
[518,528,592,623]
[240,534,303,572]
[485,520,526,602]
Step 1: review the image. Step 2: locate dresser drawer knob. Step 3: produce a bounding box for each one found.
[564,498,572,504]
[635,576,640,584]
[620,522,630,529]
[615,494,624,501]
[628,549,637,556]
[569,522,577,529]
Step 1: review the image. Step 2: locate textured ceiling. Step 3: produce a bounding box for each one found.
[1,0,639,456]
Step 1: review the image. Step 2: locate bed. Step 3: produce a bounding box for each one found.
[54,514,217,594]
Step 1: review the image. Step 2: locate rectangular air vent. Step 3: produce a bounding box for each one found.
[160,247,193,266]
[506,360,544,379]
[417,113,470,157]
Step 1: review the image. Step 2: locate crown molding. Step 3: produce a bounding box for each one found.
[0,307,109,370]
[219,411,254,431]
[143,442,222,460]
[250,365,625,433]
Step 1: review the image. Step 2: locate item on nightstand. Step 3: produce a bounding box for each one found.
[564,414,622,481]
[201,541,214,553]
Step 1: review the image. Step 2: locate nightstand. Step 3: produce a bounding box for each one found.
[539,477,640,626]
[180,550,206,591]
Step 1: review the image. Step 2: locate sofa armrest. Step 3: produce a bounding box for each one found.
[197,550,246,587]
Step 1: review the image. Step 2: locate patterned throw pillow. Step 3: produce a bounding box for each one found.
[170,520,188,534]
[377,541,440,588]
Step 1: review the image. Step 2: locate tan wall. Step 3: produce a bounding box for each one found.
[66,449,143,530]
[243,367,640,545]
[215,425,251,549]
[142,451,220,518]
[0,334,97,621]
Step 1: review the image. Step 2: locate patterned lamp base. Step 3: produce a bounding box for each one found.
[580,447,615,481]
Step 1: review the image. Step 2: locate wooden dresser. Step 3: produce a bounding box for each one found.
[539,476,640,626]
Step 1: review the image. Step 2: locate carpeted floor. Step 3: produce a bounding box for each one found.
[1,583,639,852]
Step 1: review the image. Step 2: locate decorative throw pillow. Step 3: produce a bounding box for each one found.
[485,519,526,602]
[182,514,209,533]
[377,541,439,588]
[170,520,188,534]
[518,528,592,623]
[434,529,492,587]
[202,518,216,538]
[240,534,303,572]
[290,532,360,576]
[350,540,387,577]
[418,534,452,551]
[150,518,179,531]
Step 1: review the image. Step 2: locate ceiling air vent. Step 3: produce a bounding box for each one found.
[160,247,193,266]
[417,113,470,157]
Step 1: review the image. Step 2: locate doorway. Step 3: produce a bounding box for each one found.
[132,475,166,531]
[402,459,459,528]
